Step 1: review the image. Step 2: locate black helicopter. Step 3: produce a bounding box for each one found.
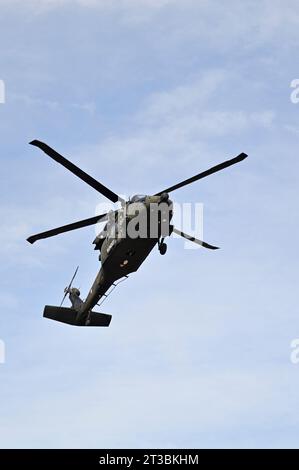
[27,140,247,327]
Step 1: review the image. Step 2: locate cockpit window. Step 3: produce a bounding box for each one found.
[130,194,146,203]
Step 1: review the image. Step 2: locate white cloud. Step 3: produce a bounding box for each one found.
[71,70,275,192]
[1,0,299,47]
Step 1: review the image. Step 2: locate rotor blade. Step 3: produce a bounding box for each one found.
[30,140,121,203]
[60,292,68,308]
[66,265,79,291]
[27,213,108,244]
[60,266,79,307]
[156,153,248,195]
[172,227,219,250]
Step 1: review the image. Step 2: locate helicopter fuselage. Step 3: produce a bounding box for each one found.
[76,195,173,323]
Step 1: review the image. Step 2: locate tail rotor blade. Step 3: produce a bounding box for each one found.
[156,152,247,195]
[30,140,122,203]
[60,266,79,306]
[172,227,219,250]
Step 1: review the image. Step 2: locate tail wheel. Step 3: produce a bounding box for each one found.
[159,242,167,255]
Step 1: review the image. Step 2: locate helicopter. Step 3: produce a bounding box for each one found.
[27,140,247,327]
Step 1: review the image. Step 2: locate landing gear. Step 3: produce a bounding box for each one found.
[159,239,167,255]
[159,243,167,255]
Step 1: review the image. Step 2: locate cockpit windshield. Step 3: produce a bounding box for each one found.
[130,194,146,203]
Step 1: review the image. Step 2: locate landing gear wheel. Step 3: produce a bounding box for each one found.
[159,242,167,255]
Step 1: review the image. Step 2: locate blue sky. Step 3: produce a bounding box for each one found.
[0,0,299,448]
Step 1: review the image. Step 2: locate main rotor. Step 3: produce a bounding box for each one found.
[27,139,247,245]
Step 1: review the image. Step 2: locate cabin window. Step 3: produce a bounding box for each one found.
[130,194,146,203]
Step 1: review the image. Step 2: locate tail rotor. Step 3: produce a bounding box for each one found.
[60,266,79,306]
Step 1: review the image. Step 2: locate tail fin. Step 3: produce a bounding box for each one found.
[43,305,112,327]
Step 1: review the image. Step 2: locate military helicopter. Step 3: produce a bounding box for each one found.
[27,140,247,327]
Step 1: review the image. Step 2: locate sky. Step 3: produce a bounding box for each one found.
[0,0,299,449]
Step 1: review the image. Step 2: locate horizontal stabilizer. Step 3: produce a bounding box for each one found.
[87,310,112,327]
[43,305,112,327]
